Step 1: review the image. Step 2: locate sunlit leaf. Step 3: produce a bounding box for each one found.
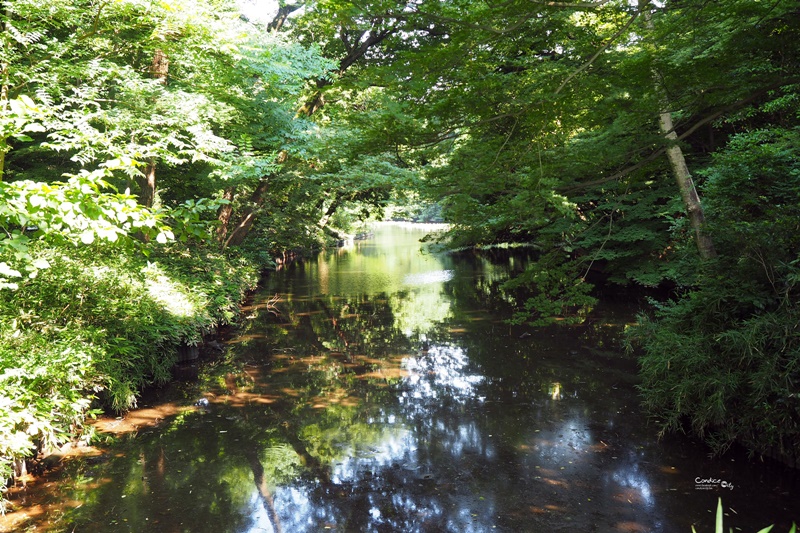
[32,258,51,269]
[0,263,22,278]
[79,230,95,244]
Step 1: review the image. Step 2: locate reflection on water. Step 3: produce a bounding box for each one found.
[3,222,797,533]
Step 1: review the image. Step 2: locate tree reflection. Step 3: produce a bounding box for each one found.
[21,224,794,533]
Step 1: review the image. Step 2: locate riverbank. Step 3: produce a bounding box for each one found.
[0,240,269,509]
[2,223,796,532]
[0,221,429,510]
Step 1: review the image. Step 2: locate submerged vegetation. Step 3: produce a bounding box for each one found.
[1,0,799,510]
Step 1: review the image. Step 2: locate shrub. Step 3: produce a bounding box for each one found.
[631,127,800,460]
[0,239,261,506]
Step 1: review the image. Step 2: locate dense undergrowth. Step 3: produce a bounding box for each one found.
[0,0,797,514]
[628,128,800,462]
[0,240,263,507]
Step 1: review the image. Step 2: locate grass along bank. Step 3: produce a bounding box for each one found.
[0,241,265,511]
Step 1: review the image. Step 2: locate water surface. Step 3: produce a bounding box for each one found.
[3,223,797,532]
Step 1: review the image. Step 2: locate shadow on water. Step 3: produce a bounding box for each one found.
[2,222,798,533]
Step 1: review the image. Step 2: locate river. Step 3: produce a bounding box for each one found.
[2,222,797,532]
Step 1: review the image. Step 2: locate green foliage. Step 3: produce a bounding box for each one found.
[0,240,260,499]
[1,0,798,512]
[367,0,799,325]
[0,326,101,509]
[0,169,225,288]
[631,127,800,458]
[504,252,598,326]
[0,0,327,509]
[385,199,443,223]
[570,180,697,288]
[0,94,46,163]
[691,498,796,533]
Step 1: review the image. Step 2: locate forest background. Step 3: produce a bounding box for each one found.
[1,0,798,506]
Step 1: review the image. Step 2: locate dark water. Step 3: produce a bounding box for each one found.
[4,223,798,533]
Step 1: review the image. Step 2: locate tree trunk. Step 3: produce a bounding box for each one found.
[658,111,717,260]
[135,49,169,206]
[223,180,270,248]
[298,88,326,117]
[216,186,237,244]
[640,1,716,260]
[243,447,283,533]
[1,6,10,182]
[297,23,395,118]
[223,208,258,248]
[151,49,169,82]
[317,195,341,229]
[220,150,289,247]
[135,158,157,208]
[0,77,6,181]
[267,2,303,32]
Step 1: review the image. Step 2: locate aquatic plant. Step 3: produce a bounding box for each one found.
[692,498,797,533]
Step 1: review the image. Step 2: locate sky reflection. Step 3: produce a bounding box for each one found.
[232,225,679,532]
[402,344,484,403]
[8,223,797,533]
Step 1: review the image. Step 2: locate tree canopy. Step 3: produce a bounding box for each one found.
[1,0,799,497]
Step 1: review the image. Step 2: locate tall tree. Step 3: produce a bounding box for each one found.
[639,0,716,260]
[217,0,425,247]
[136,48,170,208]
[281,0,799,322]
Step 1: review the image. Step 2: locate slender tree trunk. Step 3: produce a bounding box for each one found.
[640,1,717,260]
[243,448,283,533]
[151,48,169,80]
[136,49,169,206]
[317,195,341,230]
[298,89,326,117]
[658,111,717,259]
[221,151,288,248]
[1,6,11,182]
[267,2,303,32]
[216,186,237,244]
[223,209,258,248]
[0,77,7,181]
[0,140,6,183]
[223,180,270,248]
[135,158,157,208]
